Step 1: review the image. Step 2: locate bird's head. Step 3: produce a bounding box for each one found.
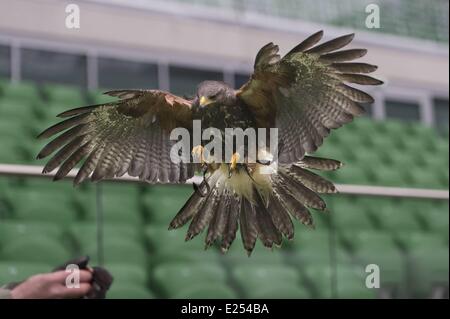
[196,81,234,108]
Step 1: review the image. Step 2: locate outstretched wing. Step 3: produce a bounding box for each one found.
[37,89,195,184]
[237,31,383,164]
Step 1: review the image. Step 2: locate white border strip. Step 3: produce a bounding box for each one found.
[0,163,448,200]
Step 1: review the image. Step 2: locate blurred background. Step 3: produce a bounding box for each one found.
[0,0,448,299]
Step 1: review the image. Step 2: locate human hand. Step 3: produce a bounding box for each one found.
[10,270,92,299]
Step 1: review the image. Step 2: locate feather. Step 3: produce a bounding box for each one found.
[285,30,324,56]
[278,171,327,210]
[239,198,258,256]
[168,192,204,230]
[273,182,314,227]
[330,62,378,74]
[254,188,282,248]
[205,188,231,248]
[185,188,220,241]
[54,141,93,181]
[220,194,240,252]
[74,145,104,185]
[37,113,90,139]
[267,192,295,239]
[42,135,87,174]
[335,84,375,103]
[320,49,367,63]
[290,164,337,193]
[36,124,89,159]
[307,33,355,55]
[337,73,384,85]
[57,105,101,118]
[297,156,343,171]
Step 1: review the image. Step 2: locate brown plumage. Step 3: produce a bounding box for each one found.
[37,31,383,255]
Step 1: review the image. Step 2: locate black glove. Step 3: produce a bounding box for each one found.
[53,256,114,299]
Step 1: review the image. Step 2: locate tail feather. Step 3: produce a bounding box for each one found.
[185,188,220,241]
[253,187,282,249]
[168,156,341,254]
[290,163,337,193]
[298,155,343,171]
[278,169,327,210]
[239,197,259,255]
[205,188,231,248]
[267,192,295,240]
[168,192,204,230]
[220,194,240,252]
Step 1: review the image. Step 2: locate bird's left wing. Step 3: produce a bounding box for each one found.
[237,31,383,164]
[37,89,195,184]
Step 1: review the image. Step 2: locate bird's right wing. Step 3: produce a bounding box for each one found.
[37,89,195,184]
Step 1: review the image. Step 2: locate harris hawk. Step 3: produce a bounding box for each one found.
[37,31,382,255]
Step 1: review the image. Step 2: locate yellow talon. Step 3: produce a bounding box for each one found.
[192,145,206,164]
[230,152,240,170]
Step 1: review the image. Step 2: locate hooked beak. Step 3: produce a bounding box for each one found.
[199,96,214,107]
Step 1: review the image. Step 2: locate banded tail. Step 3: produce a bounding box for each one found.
[169,155,342,255]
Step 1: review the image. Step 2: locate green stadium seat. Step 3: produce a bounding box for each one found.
[382,149,420,168]
[0,235,72,265]
[106,263,148,287]
[145,225,219,264]
[367,133,400,152]
[408,246,449,297]
[172,284,237,299]
[107,284,155,299]
[349,150,383,167]
[9,189,77,224]
[88,90,117,104]
[76,182,142,223]
[247,285,311,299]
[232,264,302,298]
[69,222,143,255]
[334,165,371,184]
[142,185,192,224]
[152,263,227,297]
[341,230,398,253]
[0,98,33,120]
[41,84,85,106]
[0,221,63,247]
[408,169,445,189]
[422,203,449,234]
[336,265,379,299]
[396,231,447,251]
[373,203,423,231]
[0,261,52,286]
[0,81,40,103]
[0,138,27,164]
[352,247,406,291]
[377,121,406,139]
[0,118,29,142]
[304,264,378,298]
[371,165,408,187]
[78,236,147,267]
[222,242,286,266]
[83,193,143,224]
[331,197,375,230]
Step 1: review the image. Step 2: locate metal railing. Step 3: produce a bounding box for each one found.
[1,163,448,200]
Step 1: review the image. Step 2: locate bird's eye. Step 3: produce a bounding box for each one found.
[209,93,219,99]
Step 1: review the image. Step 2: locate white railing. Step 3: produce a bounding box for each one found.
[0,163,448,200]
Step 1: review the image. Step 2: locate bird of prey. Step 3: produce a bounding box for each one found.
[37,31,382,255]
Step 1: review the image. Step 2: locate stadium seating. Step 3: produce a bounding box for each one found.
[0,79,448,298]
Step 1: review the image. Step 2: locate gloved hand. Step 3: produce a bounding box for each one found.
[53,256,114,299]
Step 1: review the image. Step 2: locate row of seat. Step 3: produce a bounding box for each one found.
[0,220,447,298]
[1,179,448,238]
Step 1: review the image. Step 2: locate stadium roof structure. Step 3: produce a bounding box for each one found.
[90,0,449,43]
